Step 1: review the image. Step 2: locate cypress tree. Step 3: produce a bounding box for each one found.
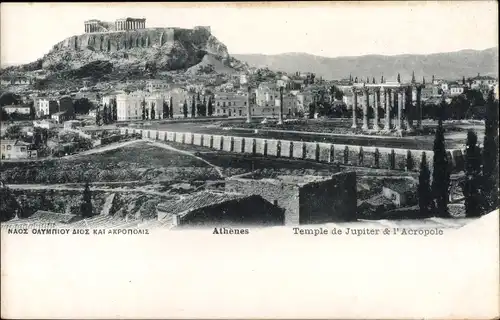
[422,77,426,85]
[202,96,207,116]
[418,152,433,217]
[381,75,384,83]
[151,103,156,120]
[163,101,168,119]
[462,76,466,86]
[183,100,188,118]
[96,105,101,126]
[482,90,499,211]
[397,73,401,83]
[191,98,196,118]
[208,96,213,117]
[103,104,109,124]
[372,77,376,84]
[169,97,174,118]
[80,181,93,218]
[112,99,117,122]
[463,130,482,217]
[432,117,450,217]
[406,150,414,171]
[411,71,415,83]
[141,100,146,120]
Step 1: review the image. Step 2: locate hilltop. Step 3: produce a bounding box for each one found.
[1,26,248,85]
[233,47,499,81]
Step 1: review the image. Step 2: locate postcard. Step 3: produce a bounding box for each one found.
[1,1,499,319]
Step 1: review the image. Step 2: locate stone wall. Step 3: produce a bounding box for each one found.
[124,129,464,173]
[299,171,357,223]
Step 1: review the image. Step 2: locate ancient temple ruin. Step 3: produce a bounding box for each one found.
[84,17,146,33]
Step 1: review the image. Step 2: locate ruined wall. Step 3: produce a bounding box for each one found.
[299,172,357,224]
[225,179,301,226]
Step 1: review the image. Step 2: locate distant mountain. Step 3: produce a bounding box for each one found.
[233,48,499,81]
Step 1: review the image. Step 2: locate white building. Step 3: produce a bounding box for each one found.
[449,85,465,96]
[213,92,248,117]
[115,91,165,121]
[36,98,58,118]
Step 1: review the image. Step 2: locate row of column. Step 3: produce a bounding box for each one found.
[115,20,145,31]
[85,23,99,33]
[351,87,423,132]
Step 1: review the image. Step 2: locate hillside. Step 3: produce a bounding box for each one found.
[1,27,247,81]
[233,48,499,81]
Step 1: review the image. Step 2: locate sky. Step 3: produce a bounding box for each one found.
[0,1,498,66]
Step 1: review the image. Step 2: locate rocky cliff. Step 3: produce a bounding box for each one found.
[39,26,238,75]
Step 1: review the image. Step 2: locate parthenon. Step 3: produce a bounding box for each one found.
[115,18,146,31]
[84,17,146,33]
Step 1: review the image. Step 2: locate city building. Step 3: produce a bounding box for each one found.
[274,92,298,117]
[0,139,37,160]
[146,80,170,93]
[163,87,192,118]
[449,84,465,96]
[2,105,31,115]
[213,91,248,117]
[115,91,165,121]
[296,91,314,113]
[63,120,83,130]
[156,191,284,228]
[36,98,59,118]
[225,171,357,225]
[470,74,497,89]
[382,182,416,207]
[33,119,58,130]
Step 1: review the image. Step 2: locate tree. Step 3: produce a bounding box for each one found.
[112,99,117,122]
[381,75,384,83]
[208,96,213,116]
[191,98,196,118]
[432,116,450,217]
[463,130,482,217]
[482,90,499,211]
[354,77,358,83]
[397,73,401,83]
[102,104,109,124]
[163,101,169,119]
[202,96,207,116]
[96,105,102,126]
[150,103,156,120]
[141,100,146,120]
[411,71,415,83]
[405,150,414,171]
[183,100,188,118]
[0,92,22,107]
[422,77,426,85]
[169,97,174,118]
[432,75,435,83]
[74,98,93,115]
[29,101,35,120]
[462,76,466,85]
[80,181,93,218]
[418,152,433,218]
[5,124,23,140]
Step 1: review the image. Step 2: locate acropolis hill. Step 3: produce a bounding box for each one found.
[35,18,242,75]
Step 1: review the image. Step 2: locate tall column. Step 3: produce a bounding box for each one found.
[407,87,414,131]
[396,90,403,130]
[373,89,380,131]
[278,86,284,124]
[362,89,369,130]
[351,90,358,129]
[246,86,252,123]
[416,86,422,129]
[85,24,87,33]
[385,88,391,130]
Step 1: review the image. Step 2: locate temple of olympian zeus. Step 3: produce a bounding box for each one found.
[349,81,425,133]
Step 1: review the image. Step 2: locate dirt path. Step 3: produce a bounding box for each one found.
[145,140,225,178]
[5,183,176,197]
[61,139,142,160]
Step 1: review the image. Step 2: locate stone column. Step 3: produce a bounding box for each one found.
[85,24,87,33]
[385,88,391,130]
[246,86,252,123]
[362,89,369,130]
[396,90,403,130]
[406,87,414,131]
[351,90,358,129]
[278,86,284,124]
[373,89,380,131]
[416,86,422,129]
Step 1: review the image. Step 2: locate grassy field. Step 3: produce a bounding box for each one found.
[0,142,222,184]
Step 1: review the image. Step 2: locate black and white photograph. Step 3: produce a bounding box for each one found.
[1,2,498,319]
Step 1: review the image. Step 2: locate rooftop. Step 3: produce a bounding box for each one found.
[230,173,333,187]
[30,210,80,224]
[157,191,250,218]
